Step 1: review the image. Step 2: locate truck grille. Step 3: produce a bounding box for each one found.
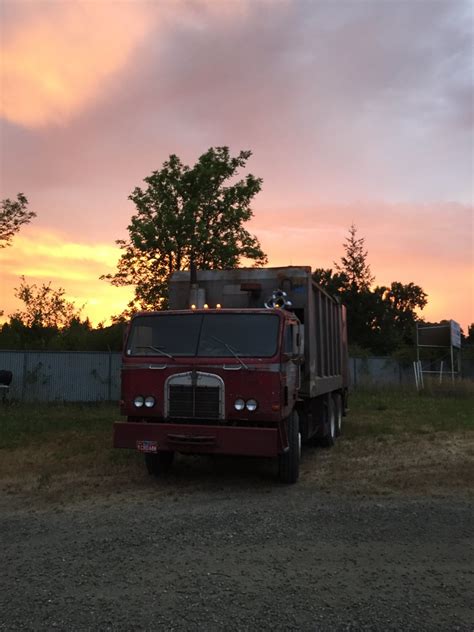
[169,385,220,419]
[165,372,224,421]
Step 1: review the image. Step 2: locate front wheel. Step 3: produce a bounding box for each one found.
[278,412,300,484]
[145,451,175,477]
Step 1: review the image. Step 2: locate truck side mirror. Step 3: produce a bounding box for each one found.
[294,325,304,357]
[285,323,304,360]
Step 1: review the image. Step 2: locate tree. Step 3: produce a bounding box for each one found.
[334,223,374,292]
[313,226,427,355]
[102,147,267,312]
[10,276,83,329]
[0,193,36,248]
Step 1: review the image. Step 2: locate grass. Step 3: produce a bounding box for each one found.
[345,385,474,437]
[0,402,117,450]
[0,384,473,505]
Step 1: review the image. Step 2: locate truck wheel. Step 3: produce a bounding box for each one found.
[321,397,336,448]
[278,412,300,484]
[333,393,343,437]
[145,451,174,477]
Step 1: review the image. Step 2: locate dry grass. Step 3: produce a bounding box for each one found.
[301,433,474,497]
[0,385,473,506]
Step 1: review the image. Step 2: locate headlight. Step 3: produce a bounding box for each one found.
[246,399,258,411]
[234,398,245,411]
[133,395,144,408]
[144,396,156,408]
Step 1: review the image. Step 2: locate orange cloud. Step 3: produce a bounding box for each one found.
[0,0,261,129]
[1,3,152,127]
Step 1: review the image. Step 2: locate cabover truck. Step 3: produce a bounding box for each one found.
[113,266,349,483]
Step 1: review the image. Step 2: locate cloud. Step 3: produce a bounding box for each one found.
[1,2,154,127]
[0,1,472,329]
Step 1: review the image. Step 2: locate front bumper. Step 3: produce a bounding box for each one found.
[113,421,280,457]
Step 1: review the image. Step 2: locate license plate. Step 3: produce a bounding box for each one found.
[136,440,158,453]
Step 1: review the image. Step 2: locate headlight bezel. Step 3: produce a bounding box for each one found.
[234,398,258,412]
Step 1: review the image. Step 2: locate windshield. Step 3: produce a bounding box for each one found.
[126,313,280,358]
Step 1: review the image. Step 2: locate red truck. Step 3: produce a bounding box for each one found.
[113,267,349,483]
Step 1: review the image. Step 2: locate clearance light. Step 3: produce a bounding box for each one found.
[190,304,196,310]
[216,303,222,309]
[203,303,209,309]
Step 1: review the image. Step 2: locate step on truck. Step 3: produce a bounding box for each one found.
[113,266,349,483]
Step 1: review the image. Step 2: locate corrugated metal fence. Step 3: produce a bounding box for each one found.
[0,351,121,402]
[0,350,471,402]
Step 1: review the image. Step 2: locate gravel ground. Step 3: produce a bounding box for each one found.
[1,483,473,632]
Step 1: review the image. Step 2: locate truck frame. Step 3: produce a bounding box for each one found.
[113,266,349,483]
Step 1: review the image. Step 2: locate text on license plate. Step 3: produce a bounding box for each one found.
[136,440,158,453]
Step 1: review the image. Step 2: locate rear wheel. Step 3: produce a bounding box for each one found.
[278,411,300,484]
[333,393,343,437]
[145,451,175,477]
[320,397,336,448]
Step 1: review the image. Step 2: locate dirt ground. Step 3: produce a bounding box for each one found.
[1,447,473,632]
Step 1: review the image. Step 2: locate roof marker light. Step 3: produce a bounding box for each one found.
[216,303,222,309]
[203,304,209,309]
[191,304,196,310]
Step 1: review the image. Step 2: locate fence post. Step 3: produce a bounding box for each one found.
[108,351,112,402]
[21,351,27,402]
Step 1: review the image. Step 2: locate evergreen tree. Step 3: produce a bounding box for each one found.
[335,223,374,291]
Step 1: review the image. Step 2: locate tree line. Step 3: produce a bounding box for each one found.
[1,146,472,354]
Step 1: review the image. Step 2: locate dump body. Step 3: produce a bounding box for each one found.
[114,266,349,484]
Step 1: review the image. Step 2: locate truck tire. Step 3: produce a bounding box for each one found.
[333,393,343,437]
[320,397,336,448]
[278,411,300,484]
[145,451,174,477]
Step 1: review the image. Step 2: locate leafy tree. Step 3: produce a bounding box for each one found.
[0,278,125,350]
[0,193,36,248]
[312,268,347,296]
[102,147,267,312]
[10,276,83,329]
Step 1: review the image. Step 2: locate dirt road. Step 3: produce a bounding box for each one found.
[1,479,472,631]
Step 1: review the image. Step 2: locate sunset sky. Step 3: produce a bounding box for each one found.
[0,0,472,330]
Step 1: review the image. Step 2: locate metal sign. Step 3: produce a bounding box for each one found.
[417,321,462,348]
[450,320,461,349]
